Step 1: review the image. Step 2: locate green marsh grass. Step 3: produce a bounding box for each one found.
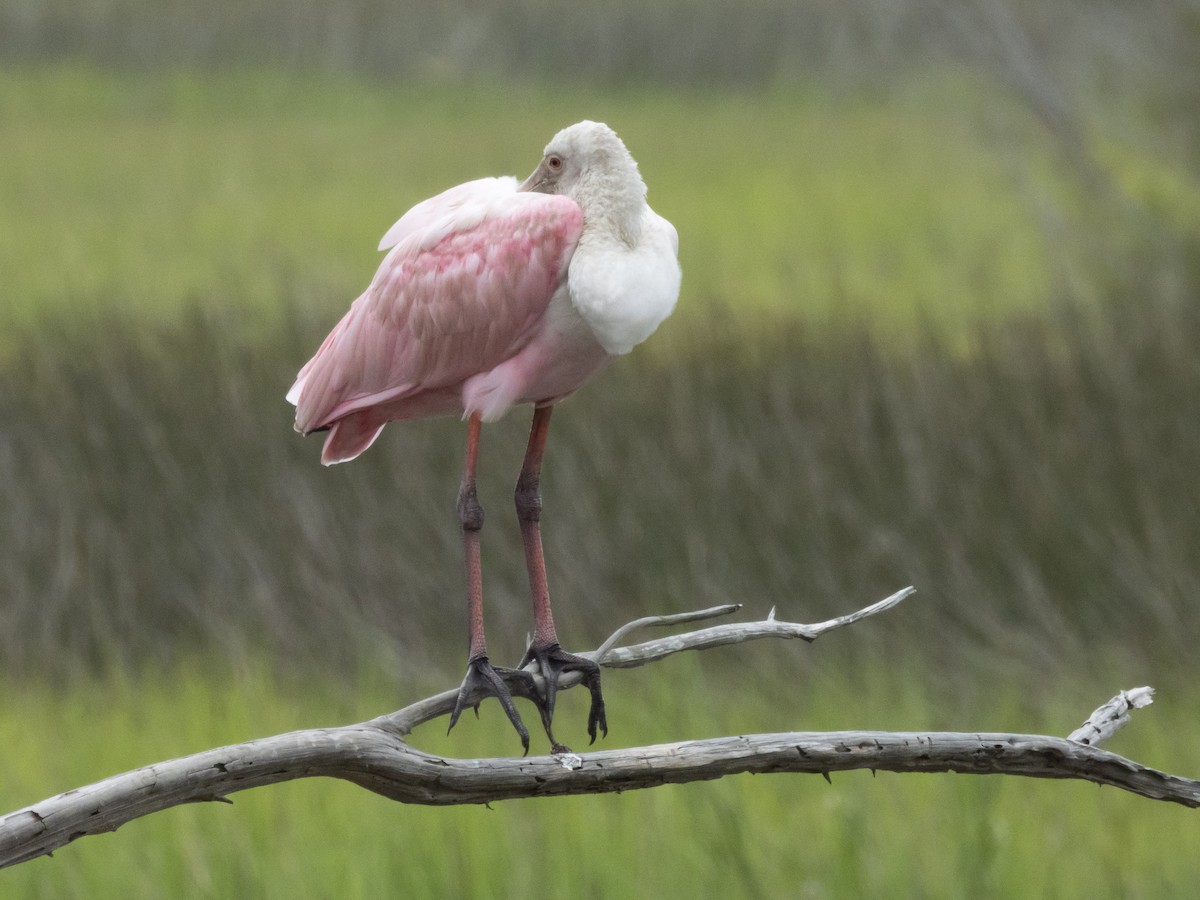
[7,66,1192,339]
[3,295,1197,681]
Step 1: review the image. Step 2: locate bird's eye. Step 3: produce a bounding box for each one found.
[547,155,563,172]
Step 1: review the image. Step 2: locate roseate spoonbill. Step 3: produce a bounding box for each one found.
[287,121,681,752]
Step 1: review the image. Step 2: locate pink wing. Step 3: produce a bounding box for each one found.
[288,177,584,464]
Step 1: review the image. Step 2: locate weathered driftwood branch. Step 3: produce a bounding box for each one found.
[375,588,914,738]
[2,587,1197,871]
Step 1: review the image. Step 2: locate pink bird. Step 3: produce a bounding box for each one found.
[288,121,680,752]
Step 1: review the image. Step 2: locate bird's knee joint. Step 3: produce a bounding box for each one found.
[458,485,484,532]
[514,476,542,522]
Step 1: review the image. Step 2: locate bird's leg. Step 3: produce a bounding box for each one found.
[448,412,534,754]
[515,404,608,750]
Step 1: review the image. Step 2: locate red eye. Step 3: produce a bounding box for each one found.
[547,155,563,171]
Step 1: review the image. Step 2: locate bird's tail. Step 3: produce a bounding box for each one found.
[320,413,386,466]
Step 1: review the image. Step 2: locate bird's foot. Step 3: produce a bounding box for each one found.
[520,642,608,750]
[448,656,537,755]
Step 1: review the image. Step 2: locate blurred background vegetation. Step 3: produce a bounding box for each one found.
[2,0,1199,896]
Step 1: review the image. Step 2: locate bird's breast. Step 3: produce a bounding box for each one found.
[566,213,681,355]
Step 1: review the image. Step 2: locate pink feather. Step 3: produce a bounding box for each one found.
[288,177,600,465]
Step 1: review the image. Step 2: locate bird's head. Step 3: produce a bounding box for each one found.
[519,121,647,234]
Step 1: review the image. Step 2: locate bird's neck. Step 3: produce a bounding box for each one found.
[576,161,648,248]
[579,193,646,249]
[588,204,645,248]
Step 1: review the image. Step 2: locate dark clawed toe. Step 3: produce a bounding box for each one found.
[521,643,608,747]
[449,656,536,755]
[583,670,608,744]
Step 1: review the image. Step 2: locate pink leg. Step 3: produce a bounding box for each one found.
[516,405,608,748]
[448,412,533,753]
[458,412,488,661]
[515,405,559,648]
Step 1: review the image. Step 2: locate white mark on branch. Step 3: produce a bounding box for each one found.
[556,753,584,771]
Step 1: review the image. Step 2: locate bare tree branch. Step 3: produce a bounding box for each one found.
[375,587,915,738]
[2,586,1197,871]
